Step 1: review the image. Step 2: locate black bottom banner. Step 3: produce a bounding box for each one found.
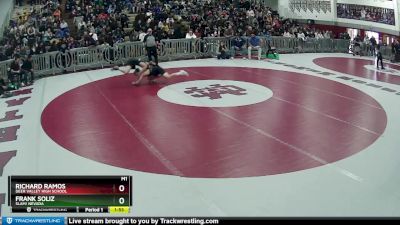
[66,217,400,225]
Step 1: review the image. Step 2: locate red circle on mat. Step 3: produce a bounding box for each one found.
[41,67,387,178]
[313,57,400,85]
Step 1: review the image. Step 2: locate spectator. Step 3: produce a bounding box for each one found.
[283,31,292,38]
[21,55,34,85]
[224,25,235,37]
[370,36,377,55]
[185,29,196,39]
[90,32,98,42]
[297,30,306,41]
[194,28,202,38]
[138,29,147,42]
[9,55,26,87]
[363,35,370,45]
[324,30,332,39]
[315,31,324,39]
[60,20,69,30]
[248,33,262,60]
[217,42,231,59]
[231,36,245,56]
[352,34,361,56]
[53,8,61,19]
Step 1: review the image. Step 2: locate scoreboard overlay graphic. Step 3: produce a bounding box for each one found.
[8,176,132,213]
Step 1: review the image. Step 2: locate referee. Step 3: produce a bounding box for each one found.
[143,28,158,64]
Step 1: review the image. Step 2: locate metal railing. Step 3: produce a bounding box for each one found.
[0,37,357,80]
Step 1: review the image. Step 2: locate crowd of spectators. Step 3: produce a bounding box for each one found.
[0,0,338,63]
[65,0,132,46]
[0,0,67,61]
[3,0,397,95]
[337,4,395,25]
[122,0,334,42]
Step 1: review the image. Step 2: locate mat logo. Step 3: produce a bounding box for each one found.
[184,84,247,100]
[158,80,273,107]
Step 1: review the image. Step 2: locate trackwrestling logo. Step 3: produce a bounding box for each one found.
[2,217,64,225]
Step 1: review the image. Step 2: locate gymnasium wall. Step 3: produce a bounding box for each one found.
[0,0,14,40]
